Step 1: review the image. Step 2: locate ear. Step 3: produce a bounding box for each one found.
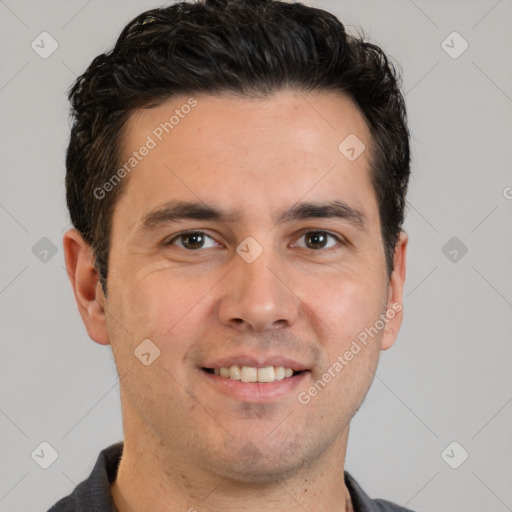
[380,230,408,351]
[63,228,110,345]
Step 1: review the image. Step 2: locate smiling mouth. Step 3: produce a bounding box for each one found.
[203,366,305,383]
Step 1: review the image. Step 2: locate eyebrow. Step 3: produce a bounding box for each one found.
[138,199,367,234]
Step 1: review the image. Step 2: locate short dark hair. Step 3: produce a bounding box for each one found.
[66,0,410,295]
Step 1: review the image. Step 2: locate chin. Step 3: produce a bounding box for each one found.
[211,439,308,485]
[223,460,303,486]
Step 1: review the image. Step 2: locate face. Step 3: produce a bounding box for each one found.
[66,90,407,482]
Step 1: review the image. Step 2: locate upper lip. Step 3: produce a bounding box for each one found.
[201,355,310,372]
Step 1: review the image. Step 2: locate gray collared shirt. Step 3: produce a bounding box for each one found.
[47,442,415,512]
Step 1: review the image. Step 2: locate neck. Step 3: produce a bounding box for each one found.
[111,404,352,512]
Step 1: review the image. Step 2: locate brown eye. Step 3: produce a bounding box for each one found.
[295,231,341,250]
[167,231,218,250]
[306,232,327,249]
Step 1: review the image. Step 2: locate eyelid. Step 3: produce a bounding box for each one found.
[164,229,220,248]
[164,228,346,250]
[291,229,346,249]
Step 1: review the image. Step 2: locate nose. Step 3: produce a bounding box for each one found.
[217,250,300,332]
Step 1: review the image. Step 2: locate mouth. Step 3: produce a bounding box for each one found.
[200,363,310,402]
[202,365,305,383]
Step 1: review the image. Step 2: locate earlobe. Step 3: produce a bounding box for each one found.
[63,228,111,345]
[380,230,408,351]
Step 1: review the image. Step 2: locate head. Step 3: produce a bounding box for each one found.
[64,0,409,485]
[66,0,409,295]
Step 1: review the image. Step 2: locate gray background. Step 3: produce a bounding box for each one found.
[1,0,511,511]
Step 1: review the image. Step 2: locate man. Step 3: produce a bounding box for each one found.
[51,0,412,510]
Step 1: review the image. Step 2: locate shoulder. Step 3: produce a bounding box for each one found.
[47,478,86,512]
[371,498,416,511]
[344,470,417,512]
[46,442,123,512]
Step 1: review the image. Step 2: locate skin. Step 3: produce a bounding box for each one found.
[63,90,407,512]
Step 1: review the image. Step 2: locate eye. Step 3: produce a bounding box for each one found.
[293,231,343,250]
[165,230,219,250]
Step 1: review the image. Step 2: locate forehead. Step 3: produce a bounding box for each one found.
[114,90,377,230]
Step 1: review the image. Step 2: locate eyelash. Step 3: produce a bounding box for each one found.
[165,229,345,251]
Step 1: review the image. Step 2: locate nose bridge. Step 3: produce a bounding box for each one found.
[218,243,299,331]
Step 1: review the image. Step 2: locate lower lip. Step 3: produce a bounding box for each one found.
[200,369,309,402]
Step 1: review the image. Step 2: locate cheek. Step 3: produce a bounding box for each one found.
[106,274,206,429]
[113,269,216,354]
[297,279,384,425]
[115,268,182,327]
[307,272,387,350]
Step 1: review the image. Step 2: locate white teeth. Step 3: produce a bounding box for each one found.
[229,365,241,380]
[212,366,297,383]
[274,366,285,380]
[241,366,257,383]
[257,366,274,383]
